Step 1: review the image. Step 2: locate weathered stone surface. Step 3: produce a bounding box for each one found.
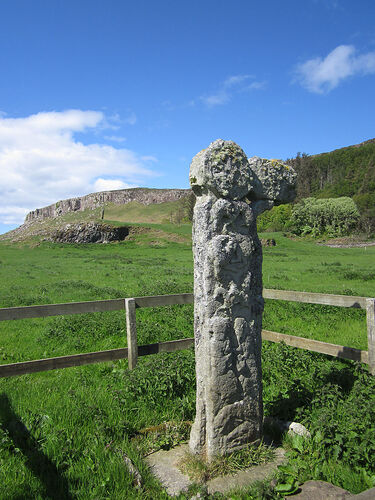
[247,156,296,205]
[189,139,296,460]
[25,188,191,222]
[145,444,192,496]
[291,480,352,499]
[352,487,375,499]
[206,447,286,494]
[145,444,286,497]
[49,222,129,244]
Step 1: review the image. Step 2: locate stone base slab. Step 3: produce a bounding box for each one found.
[145,443,286,496]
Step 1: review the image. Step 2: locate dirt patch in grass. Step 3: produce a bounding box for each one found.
[317,236,375,248]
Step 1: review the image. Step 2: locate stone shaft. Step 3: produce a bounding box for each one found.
[189,140,296,460]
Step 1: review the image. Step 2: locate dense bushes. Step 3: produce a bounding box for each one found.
[257,204,293,233]
[257,197,361,237]
[291,197,360,237]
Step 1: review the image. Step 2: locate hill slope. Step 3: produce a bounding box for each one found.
[3,139,374,243]
[286,138,375,212]
[25,187,191,222]
[1,189,194,243]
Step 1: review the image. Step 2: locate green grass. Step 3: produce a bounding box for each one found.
[103,200,185,224]
[0,229,374,498]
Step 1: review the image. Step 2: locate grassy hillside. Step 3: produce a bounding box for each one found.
[0,231,374,498]
[0,197,193,244]
[104,199,187,224]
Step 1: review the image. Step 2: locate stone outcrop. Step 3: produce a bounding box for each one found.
[49,223,129,244]
[189,139,296,460]
[25,188,191,222]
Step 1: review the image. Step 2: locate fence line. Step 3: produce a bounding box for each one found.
[0,339,196,378]
[262,330,368,364]
[0,290,374,377]
[0,293,194,321]
[263,289,367,309]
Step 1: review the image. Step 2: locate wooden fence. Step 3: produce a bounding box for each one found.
[0,290,374,377]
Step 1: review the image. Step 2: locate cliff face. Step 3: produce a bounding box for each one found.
[50,223,130,244]
[25,188,191,222]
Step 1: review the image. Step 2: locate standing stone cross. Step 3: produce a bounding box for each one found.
[189,139,296,460]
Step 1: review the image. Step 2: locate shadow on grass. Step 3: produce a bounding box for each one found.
[267,382,313,421]
[266,364,357,422]
[0,394,74,500]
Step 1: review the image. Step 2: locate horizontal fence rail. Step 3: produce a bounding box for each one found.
[0,338,196,378]
[263,289,368,309]
[0,290,374,377]
[0,293,194,321]
[262,330,369,364]
[0,289,367,323]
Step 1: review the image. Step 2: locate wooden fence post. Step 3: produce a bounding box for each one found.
[125,298,137,370]
[366,298,375,375]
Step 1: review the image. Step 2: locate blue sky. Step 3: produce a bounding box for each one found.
[1,0,375,233]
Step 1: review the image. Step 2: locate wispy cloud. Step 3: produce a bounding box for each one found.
[245,81,266,91]
[104,135,127,143]
[103,111,137,128]
[200,74,265,107]
[0,110,157,225]
[141,155,158,162]
[124,112,137,125]
[201,90,229,107]
[223,75,252,88]
[313,0,340,10]
[294,45,375,94]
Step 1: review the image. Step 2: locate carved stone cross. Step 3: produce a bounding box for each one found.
[189,139,296,460]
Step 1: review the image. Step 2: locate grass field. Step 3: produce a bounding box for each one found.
[103,200,186,224]
[0,227,374,499]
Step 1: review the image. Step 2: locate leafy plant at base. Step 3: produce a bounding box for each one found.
[262,343,375,494]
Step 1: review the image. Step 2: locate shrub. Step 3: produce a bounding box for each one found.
[257,204,293,232]
[291,197,360,236]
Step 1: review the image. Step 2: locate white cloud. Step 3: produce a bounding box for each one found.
[295,45,375,93]
[0,110,157,225]
[200,74,264,107]
[245,81,266,91]
[141,155,158,162]
[93,178,135,192]
[223,74,252,88]
[200,91,229,107]
[0,205,29,225]
[108,111,137,126]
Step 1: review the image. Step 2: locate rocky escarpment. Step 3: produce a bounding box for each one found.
[25,188,191,222]
[49,223,129,244]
